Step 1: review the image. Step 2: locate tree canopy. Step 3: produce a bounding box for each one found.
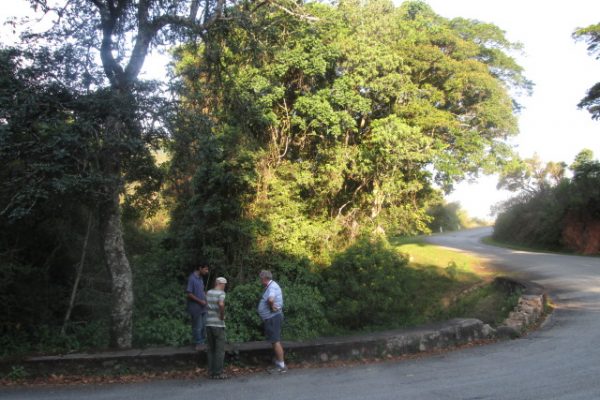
[574,23,600,119]
[168,0,529,274]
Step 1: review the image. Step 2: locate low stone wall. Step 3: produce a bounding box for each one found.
[7,318,492,377]
[272,318,494,364]
[491,277,547,339]
[1,277,548,378]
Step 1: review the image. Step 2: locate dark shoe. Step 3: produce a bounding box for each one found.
[268,365,288,374]
[195,344,205,351]
[213,373,229,379]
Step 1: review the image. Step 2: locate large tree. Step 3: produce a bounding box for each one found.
[14,0,282,348]
[169,0,530,274]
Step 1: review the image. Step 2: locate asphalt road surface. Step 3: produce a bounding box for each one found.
[4,227,600,400]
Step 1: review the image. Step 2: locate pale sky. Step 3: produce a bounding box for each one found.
[3,1,600,220]
[423,0,600,219]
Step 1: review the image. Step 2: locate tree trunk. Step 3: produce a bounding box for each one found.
[103,191,134,349]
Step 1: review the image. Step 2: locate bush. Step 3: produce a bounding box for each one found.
[225,255,328,343]
[129,228,190,347]
[493,188,565,250]
[494,151,600,253]
[321,236,418,331]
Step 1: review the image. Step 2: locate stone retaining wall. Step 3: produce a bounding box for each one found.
[0,277,548,378]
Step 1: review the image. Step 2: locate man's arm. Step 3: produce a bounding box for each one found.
[218,299,225,320]
[187,292,207,306]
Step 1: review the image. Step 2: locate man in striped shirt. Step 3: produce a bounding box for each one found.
[206,277,228,379]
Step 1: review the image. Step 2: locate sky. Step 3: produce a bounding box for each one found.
[2,1,600,220]
[422,0,600,219]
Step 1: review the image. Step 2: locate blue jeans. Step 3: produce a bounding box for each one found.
[191,313,207,345]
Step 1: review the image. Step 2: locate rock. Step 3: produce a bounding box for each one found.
[481,324,496,338]
[496,325,521,339]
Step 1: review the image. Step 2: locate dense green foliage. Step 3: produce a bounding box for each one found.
[1,0,528,357]
[169,0,527,273]
[226,260,327,342]
[0,47,104,356]
[128,229,189,347]
[322,237,416,330]
[574,23,600,119]
[0,46,166,354]
[494,150,600,252]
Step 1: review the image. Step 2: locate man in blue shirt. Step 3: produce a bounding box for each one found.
[258,270,286,373]
[186,263,209,350]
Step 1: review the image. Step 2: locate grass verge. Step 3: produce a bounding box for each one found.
[390,236,519,327]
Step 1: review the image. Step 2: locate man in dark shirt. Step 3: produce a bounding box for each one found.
[186,263,209,350]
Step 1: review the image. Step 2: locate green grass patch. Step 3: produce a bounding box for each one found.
[392,236,482,281]
[387,236,517,327]
[443,284,521,325]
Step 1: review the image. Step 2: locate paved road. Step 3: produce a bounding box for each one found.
[4,227,600,399]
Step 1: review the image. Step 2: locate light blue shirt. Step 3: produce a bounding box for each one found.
[258,280,283,320]
[186,272,206,316]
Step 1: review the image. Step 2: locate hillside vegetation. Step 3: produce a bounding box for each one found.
[1,0,528,357]
[494,150,600,254]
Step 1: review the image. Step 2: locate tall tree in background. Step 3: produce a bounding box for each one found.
[574,23,600,119]
[14,0,274,348]
[497,154,567,194]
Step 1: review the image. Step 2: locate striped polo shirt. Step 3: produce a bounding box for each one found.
[206,289,226,328]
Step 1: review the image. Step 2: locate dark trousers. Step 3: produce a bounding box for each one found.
[206,326,226,376]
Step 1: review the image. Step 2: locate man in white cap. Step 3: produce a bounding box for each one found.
[206,277,228,379]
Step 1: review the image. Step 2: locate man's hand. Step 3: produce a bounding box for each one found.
[268,297,279,312]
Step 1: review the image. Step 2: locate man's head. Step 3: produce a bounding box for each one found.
[259,270,272,286]
[215,276,227,289]
[196,263,209,276]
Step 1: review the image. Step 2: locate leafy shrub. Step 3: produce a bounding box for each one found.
[494,150,600,253]
[4,366,28,381]
[129,228,190,347]
[225,253,328,342]
[134,315,189,347]
[0,321,109,359]
[493,188,565,250]
[321,236,418,331]
[225,282,264,343]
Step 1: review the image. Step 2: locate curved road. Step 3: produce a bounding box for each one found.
[4,227,600,399]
